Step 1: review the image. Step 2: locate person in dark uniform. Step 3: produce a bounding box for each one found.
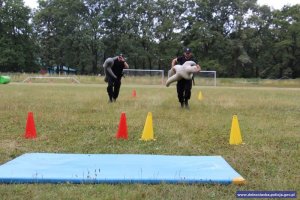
[103,54,129,102]
[171,48,201,109]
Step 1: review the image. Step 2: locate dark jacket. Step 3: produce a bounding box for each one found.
[177,56,197,65]
[112,59,126,79]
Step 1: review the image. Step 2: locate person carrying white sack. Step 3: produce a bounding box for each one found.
[103,54,129,102]
[169,48,201,109]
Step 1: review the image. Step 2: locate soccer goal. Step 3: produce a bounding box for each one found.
[22,76,80,84]
[122,69,164,85]
[193,70,217,86]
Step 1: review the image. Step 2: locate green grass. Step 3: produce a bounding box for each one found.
[0,80,299,200]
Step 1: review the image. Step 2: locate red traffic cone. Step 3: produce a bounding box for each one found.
[116,112,128,139]
[24,112,37,139]
[132,89,136,97]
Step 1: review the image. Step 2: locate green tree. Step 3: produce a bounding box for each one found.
[0,0,37,72]
[15,0,299,78]
[153,0,185,70]
[271,5,300,78]
[34,0,85,74]
[243,5,272,78]
[183,0,257,76]
[82,0,108,74]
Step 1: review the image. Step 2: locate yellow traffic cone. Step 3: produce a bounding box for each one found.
[198,91,203,100]
[229,115,243,145]
[140,112,155,141]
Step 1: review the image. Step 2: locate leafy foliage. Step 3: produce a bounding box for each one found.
[0,0,38,72]
[0,0,299,78]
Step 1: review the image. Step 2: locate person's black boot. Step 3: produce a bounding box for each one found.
[180,101,184,108]
[185,100,190,109]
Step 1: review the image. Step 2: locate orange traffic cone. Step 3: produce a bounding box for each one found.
[116,112,128,139]
[24,112,37,139]
[132,89,136,97]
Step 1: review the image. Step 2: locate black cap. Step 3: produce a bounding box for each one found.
[184,47,192,53]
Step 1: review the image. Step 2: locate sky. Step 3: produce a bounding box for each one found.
[24,0,38,9]
[257,0,300,9]
[24,0,300,10]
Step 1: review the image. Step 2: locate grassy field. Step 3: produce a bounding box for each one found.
[0,77,299,199]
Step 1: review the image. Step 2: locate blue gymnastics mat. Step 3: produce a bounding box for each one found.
[0,153,245,184]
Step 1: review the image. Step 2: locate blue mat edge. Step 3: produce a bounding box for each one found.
[0,153,245,185]
[0,178,234,184]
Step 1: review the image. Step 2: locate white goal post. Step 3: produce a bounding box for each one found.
[122,69,165,85]
[122,69,216,86]
[193,70,217,87]
[22,76,80,83]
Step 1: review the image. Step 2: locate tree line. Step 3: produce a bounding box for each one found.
[0,0,299,78]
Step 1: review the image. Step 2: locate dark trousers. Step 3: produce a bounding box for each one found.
[177,79,192,103]
[107,77,121,100]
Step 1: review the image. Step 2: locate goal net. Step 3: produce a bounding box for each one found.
[22,76,80,84]
[122,69,164,85]
[193,71,217,86]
